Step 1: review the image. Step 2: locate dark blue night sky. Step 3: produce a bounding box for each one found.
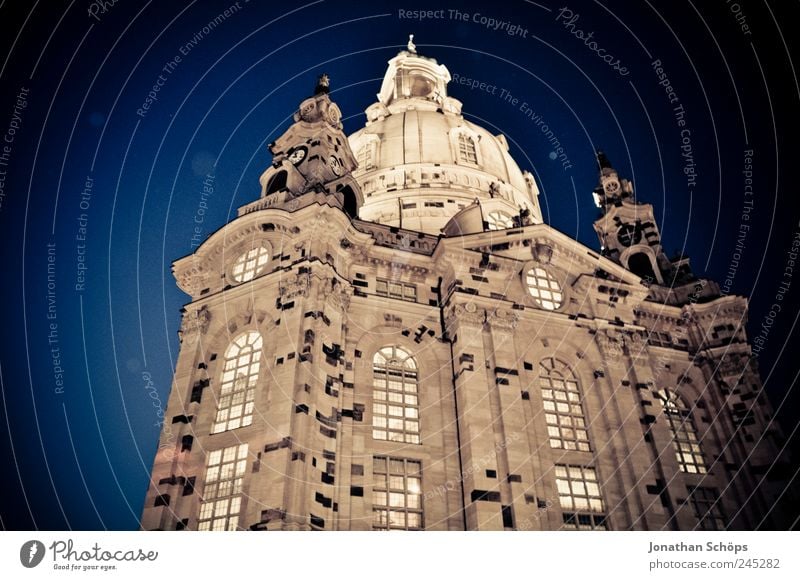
[0,0,798,530]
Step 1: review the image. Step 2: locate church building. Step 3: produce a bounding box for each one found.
[141,40,789,531]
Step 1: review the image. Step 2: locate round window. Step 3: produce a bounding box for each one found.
[525,266,563,310]
[232,245,270,283]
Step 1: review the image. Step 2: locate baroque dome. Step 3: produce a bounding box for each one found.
[348,41,542,234]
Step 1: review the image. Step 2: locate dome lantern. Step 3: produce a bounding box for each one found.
[371,36,461,119]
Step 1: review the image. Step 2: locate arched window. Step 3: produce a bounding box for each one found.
[372,346,420,444]
[627,252,657,283]
[457,133,478,165]
[539,358,591,452]
[655,389,707,474]
[486,211,514,231]
[338,185,358,218]
[266,170,287,194]
[212,331,262,434]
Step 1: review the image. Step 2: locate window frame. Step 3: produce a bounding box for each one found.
[687,485,727,530]
[538,357,592,452]
[371,346,421,445]
[352,134,380,173]
[522,263,565,311]
[229,240,271,284]
[198,443,249,531]
[485,210,515,231]
[372,456,424,530]
[375,278,417,302]
[211,331,262,434]
[655,389,708,475]
[450,128,482,167]
[554,464,608,531]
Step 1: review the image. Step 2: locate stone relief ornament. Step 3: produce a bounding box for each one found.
[446,303,486,328]
[180,305,211,338]
[325,103,342,127]
[623,331,647,363]
[716,353,749,377]
[488,308,519,331]
[296,98,318,122]
[532,243,553,264]
[596,329,624,361]
[323,276,351,312]
[279,271,311,300]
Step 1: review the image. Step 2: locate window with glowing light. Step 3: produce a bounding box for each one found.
[198,444,248,531]
[539,357,591,452]
[555,464,608,530]
[211,331,261,434]
[486,211,515,231]
[656,389,708,474]
[525,266,563,310]
[372,346,420,444]
[231,245,269,283]
[372,456,423,530]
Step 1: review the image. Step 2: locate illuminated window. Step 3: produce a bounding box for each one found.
[198,444,248,531]
[357,144,373,170]
[372,346,420,444]
[555,464,607,530]
[457,133,478,165]
[372,456,423,530]
[688,486,726,530]
[539,358,591,452]
[486,211,515,231]
[375,278,417,302]
[232,245,269,283]
[525,266,563,310]
[656,389,707,474]
[212,331,261,434]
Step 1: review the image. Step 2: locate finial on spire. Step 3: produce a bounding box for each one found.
[315,73,330,95]
[407,34,417,54]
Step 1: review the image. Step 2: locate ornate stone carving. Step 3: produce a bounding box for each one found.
[623,331,648,363]
[487,308,519,331]
[532,243,553,264]
[323,276,351,312]
[279,271,311,301]
[595,328,624,362]
[716,353,749,377]
[445,303,486,329]
[180,305,211,340]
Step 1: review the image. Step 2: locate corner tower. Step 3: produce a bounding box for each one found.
[142,77,370,531]
[590,151,721,305]
[252,74,362,217]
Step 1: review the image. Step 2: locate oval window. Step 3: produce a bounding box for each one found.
[232,245,270,283]
[525,266,563,310]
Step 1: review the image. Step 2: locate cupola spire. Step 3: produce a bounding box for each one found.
[407,34,417,54]
[314,73,330,95]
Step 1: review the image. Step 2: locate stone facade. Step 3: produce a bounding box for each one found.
[141,43,791,531]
